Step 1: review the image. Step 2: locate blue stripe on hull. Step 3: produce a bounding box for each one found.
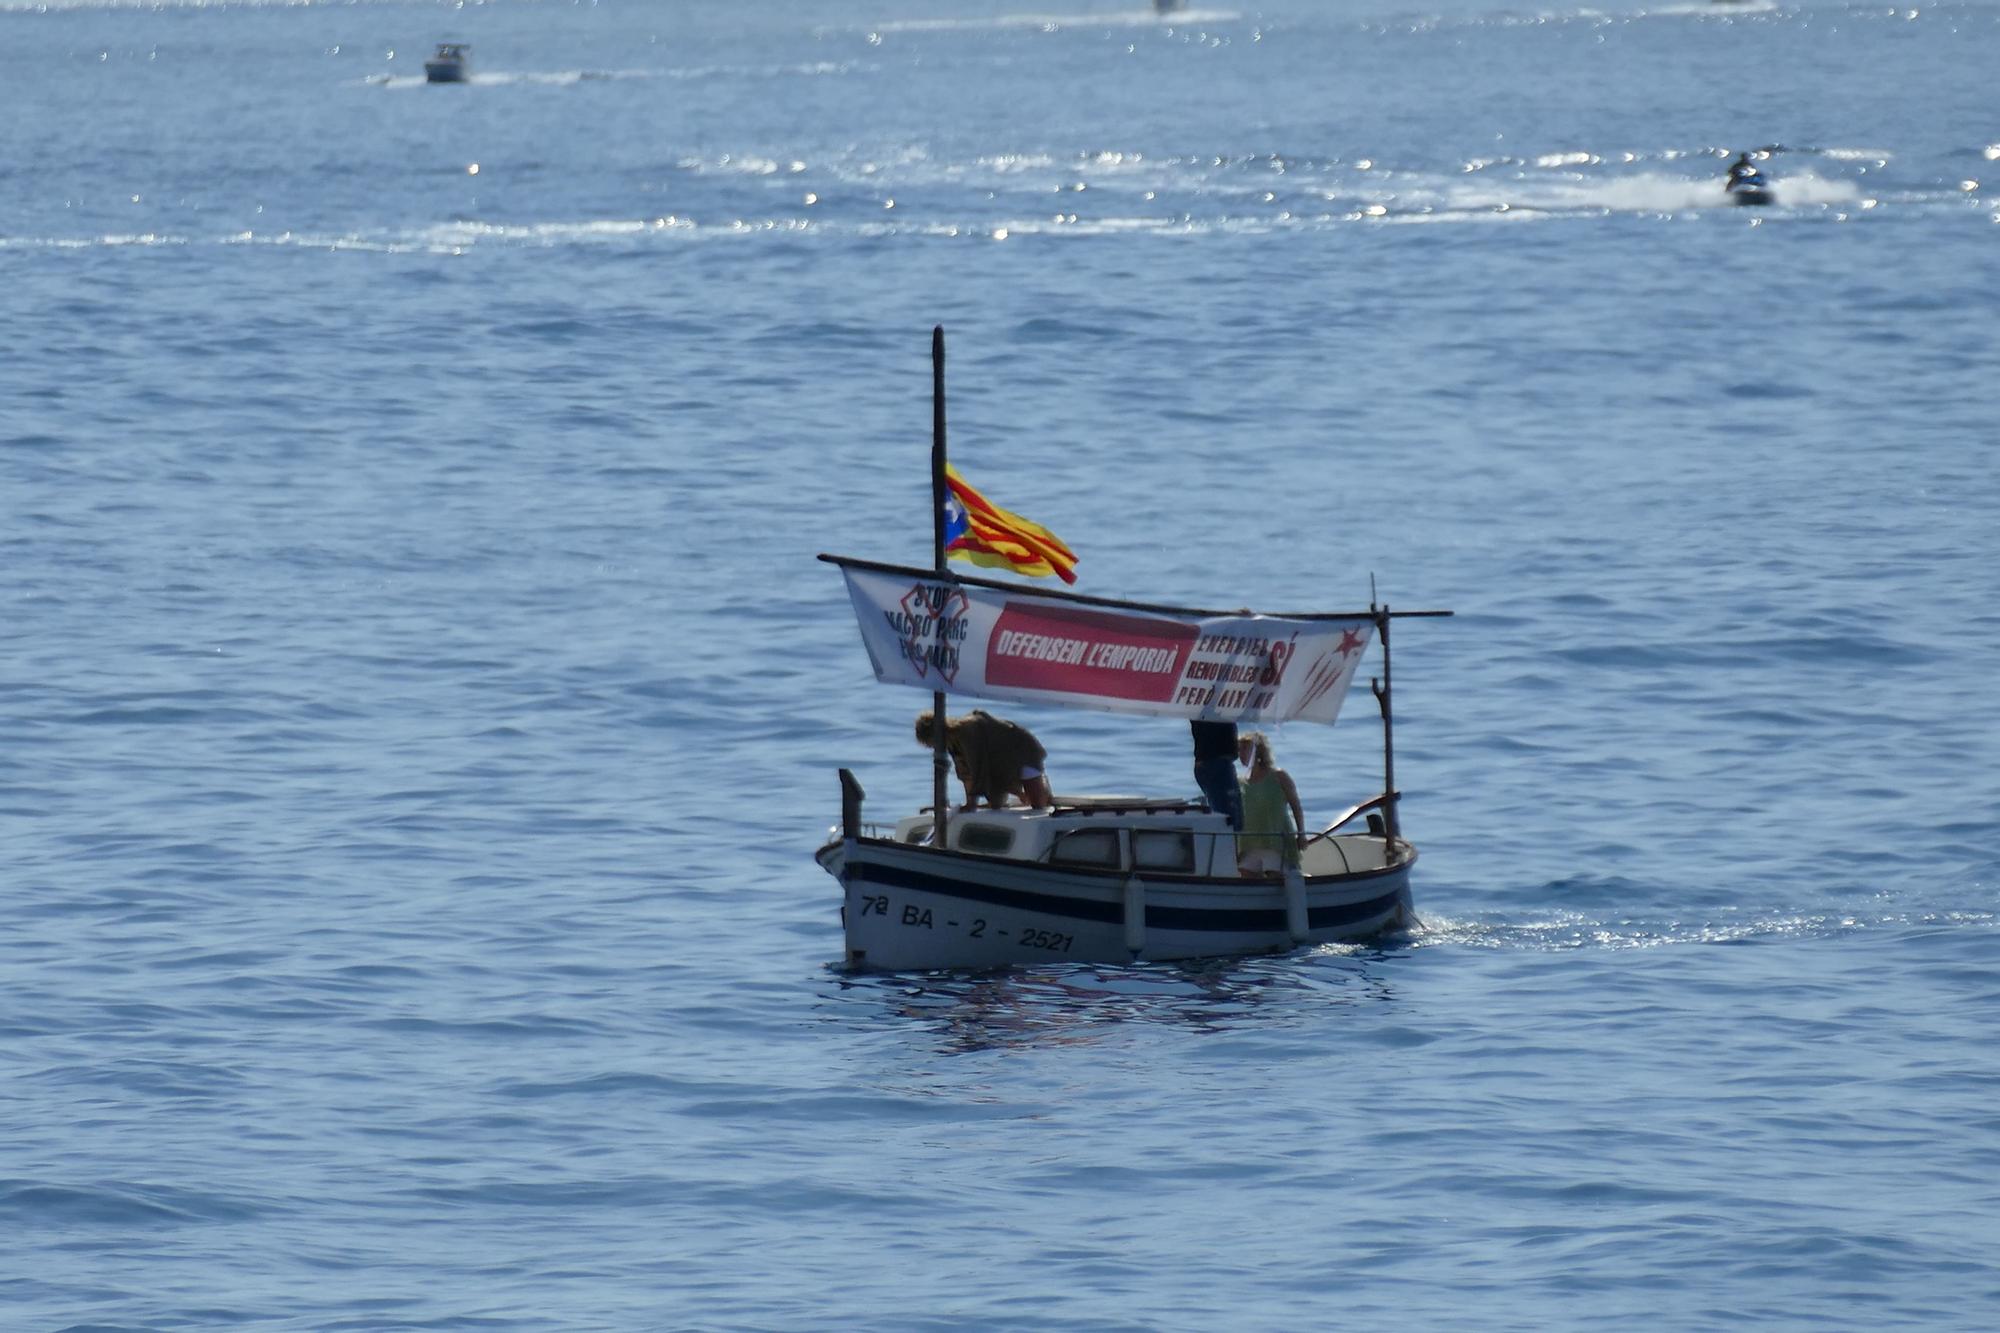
[851,860,1121,921]
[847,858,1406,934]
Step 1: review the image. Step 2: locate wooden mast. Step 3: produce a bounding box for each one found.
[929,326,950,847]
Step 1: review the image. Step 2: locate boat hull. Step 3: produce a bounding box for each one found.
[425,61,468,84]
[820,837,1414,970]
[1728,186,1773,206]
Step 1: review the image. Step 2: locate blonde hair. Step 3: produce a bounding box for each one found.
[1241,731,1273,767]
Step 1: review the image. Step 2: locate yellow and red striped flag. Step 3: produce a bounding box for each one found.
[942,464,1078,584]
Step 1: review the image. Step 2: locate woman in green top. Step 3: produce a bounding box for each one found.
[1236,731,1305,876]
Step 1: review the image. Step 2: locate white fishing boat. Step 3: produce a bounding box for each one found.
[816,330,1451,972]
[424,43,470,84]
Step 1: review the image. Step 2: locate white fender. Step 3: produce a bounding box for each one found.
[1283,865,1308,943]
[1123,877,1146,955]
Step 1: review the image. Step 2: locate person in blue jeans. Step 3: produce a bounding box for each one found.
[1190,719,1242,830]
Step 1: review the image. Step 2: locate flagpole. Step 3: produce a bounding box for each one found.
[1370,602,1400,853]
[929,326,950,845]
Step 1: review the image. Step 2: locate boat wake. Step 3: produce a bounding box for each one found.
[812,901,2000,1047]
[363,69,658,90]
[860,7,1241,35]
[1640,0,1784,14]
[1641,0,1781,15]
[1400,169,1864,218]
[5,135,1958,256]
[1411,904,1995,952]
[2,0,375,8]
[364,62,857,90]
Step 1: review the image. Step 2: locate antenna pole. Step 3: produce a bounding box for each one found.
[930,327,950,845]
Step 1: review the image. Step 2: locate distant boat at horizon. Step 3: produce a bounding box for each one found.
[424,43,470,85]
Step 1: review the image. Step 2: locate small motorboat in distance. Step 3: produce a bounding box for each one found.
[1155,0,1187,13]
[1724,151,1774,206]
[424,43,470,84]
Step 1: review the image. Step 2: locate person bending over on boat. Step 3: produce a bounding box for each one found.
[914,709,1053,811]
[1235,731,1304,877]
[1190,719,1243,830]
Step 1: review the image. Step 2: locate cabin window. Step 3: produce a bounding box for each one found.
[902,823,934,845]
[955,824,1015,856]
[1049,828,1121,869]
[1132,830,1195,874]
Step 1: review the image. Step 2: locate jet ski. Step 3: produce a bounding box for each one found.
[1727,174,1774,206]
[1724,161,1774,206]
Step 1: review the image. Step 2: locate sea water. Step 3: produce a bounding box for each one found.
[4,0,1998,1327]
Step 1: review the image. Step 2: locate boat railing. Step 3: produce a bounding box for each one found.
[853,823,1401,874]
[1304,832,1354,875]
[1048,794,1210,816]
[1297,793,1403,875]
[1151,827,1400,877]
[1317,791,1398,836]
[835,772,1404,873]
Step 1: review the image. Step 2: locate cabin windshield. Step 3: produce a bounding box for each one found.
[1048,828,1120,868]
[954,823,1015,856]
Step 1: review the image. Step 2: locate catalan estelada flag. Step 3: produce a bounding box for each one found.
[943,464,1079,584]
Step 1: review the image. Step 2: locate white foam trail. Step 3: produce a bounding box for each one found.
[0,232,193,248]
[223,230,415,254]
[668,62,862,80]
[1642,0,1779,14]
[411,219,704,248]
[1,0,378,9]
[366,69,662,90]
[1753,171,1865,205]
[1411,906,1994,952]
[978,154,1062,174]
[864,8,1241,34]
[675,155,797,177]
[0,165,1893,256]
[1432,168,1863,214]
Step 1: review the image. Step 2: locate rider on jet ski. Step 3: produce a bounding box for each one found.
[1726,152,1766,190]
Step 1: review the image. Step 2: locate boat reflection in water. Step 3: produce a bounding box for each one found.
[828,956,1405,1055]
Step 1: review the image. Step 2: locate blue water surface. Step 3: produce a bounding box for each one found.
[4,0,1998,1328]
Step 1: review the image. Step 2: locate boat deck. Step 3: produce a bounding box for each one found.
[840,794,1404,880]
